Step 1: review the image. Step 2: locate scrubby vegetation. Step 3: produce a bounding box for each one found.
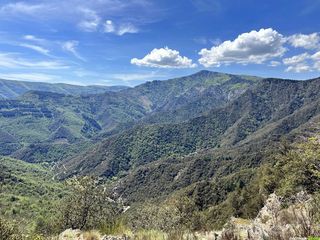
[1,136,320,239]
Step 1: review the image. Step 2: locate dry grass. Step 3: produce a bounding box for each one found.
[82,230,101,240]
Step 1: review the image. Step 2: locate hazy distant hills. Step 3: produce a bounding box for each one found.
[0,78,128,99]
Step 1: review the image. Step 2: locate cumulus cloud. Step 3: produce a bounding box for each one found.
[198,28,286,67]
[103,20,138,35]
[62,41,85,61]
[131,47,197,68]
[283,52,320,72]
[287,33,320,50]
[283,53,310,65]
[285,63,312,73]
[311,51,320,71]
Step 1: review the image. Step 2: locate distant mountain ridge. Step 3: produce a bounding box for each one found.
[0,71,259,163]
[0,78,129,99]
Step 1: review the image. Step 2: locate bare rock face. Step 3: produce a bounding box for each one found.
[255,193,282,226]
[58,229,129,240]
[219,192,317,240]
[59,229,83,240]
[101,236,129,240]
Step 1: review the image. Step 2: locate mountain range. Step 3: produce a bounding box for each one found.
[1,70,320,231]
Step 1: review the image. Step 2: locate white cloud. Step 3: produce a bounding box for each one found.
[62,41,85,61]
[103,20,139,35]
[312,51,320,60]
[117,23,139,35]
[0,2,47,16]
[0,0,164,32]
[312,51,320,71]
[287,33,320,50]
[23,35,46,44]
[0,52,69,69]
[19,43,50,56]
[104,20,115,33]
[0,1,157,37]
[283,53,310,65]
[131,47,197,68]
[269,61,281,67]
[285,63,312,73]
[282,52,319,72]
[198,28,286,67]
[77,8,100,32]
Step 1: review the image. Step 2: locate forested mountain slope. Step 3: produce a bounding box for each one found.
[0,71,258,163]
[59,77,320,195]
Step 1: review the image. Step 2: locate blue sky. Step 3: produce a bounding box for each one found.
[0,0,319,86]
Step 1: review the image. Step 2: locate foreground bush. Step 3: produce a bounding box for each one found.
[61,176,122,230]
[0,218,22,240]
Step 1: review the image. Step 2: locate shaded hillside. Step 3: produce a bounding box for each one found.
[79,71,259,130]
[0,78,128,99]
[59,77,320,185]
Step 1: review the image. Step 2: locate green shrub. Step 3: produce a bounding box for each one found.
[0,218,22,240]
[60,176,122,230]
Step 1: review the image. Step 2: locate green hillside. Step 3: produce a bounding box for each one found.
[0,71,258,163]
[60,77,320,179]
[54,75,320,228]
[0,157,67,232]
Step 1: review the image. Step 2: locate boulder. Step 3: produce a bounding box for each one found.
[219,192,316,240]
[59,229,83,240]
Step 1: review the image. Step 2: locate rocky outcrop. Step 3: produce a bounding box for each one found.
[59,229,128,240]
[59,229,83,240]
[101,236,129,240]
[219,192,320,240]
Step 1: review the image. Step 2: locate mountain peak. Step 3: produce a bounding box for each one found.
[191,70,220,77]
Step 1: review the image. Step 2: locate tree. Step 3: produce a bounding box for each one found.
[61,176,122,230]
[0,162,7,193]
[274,137,320,197]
